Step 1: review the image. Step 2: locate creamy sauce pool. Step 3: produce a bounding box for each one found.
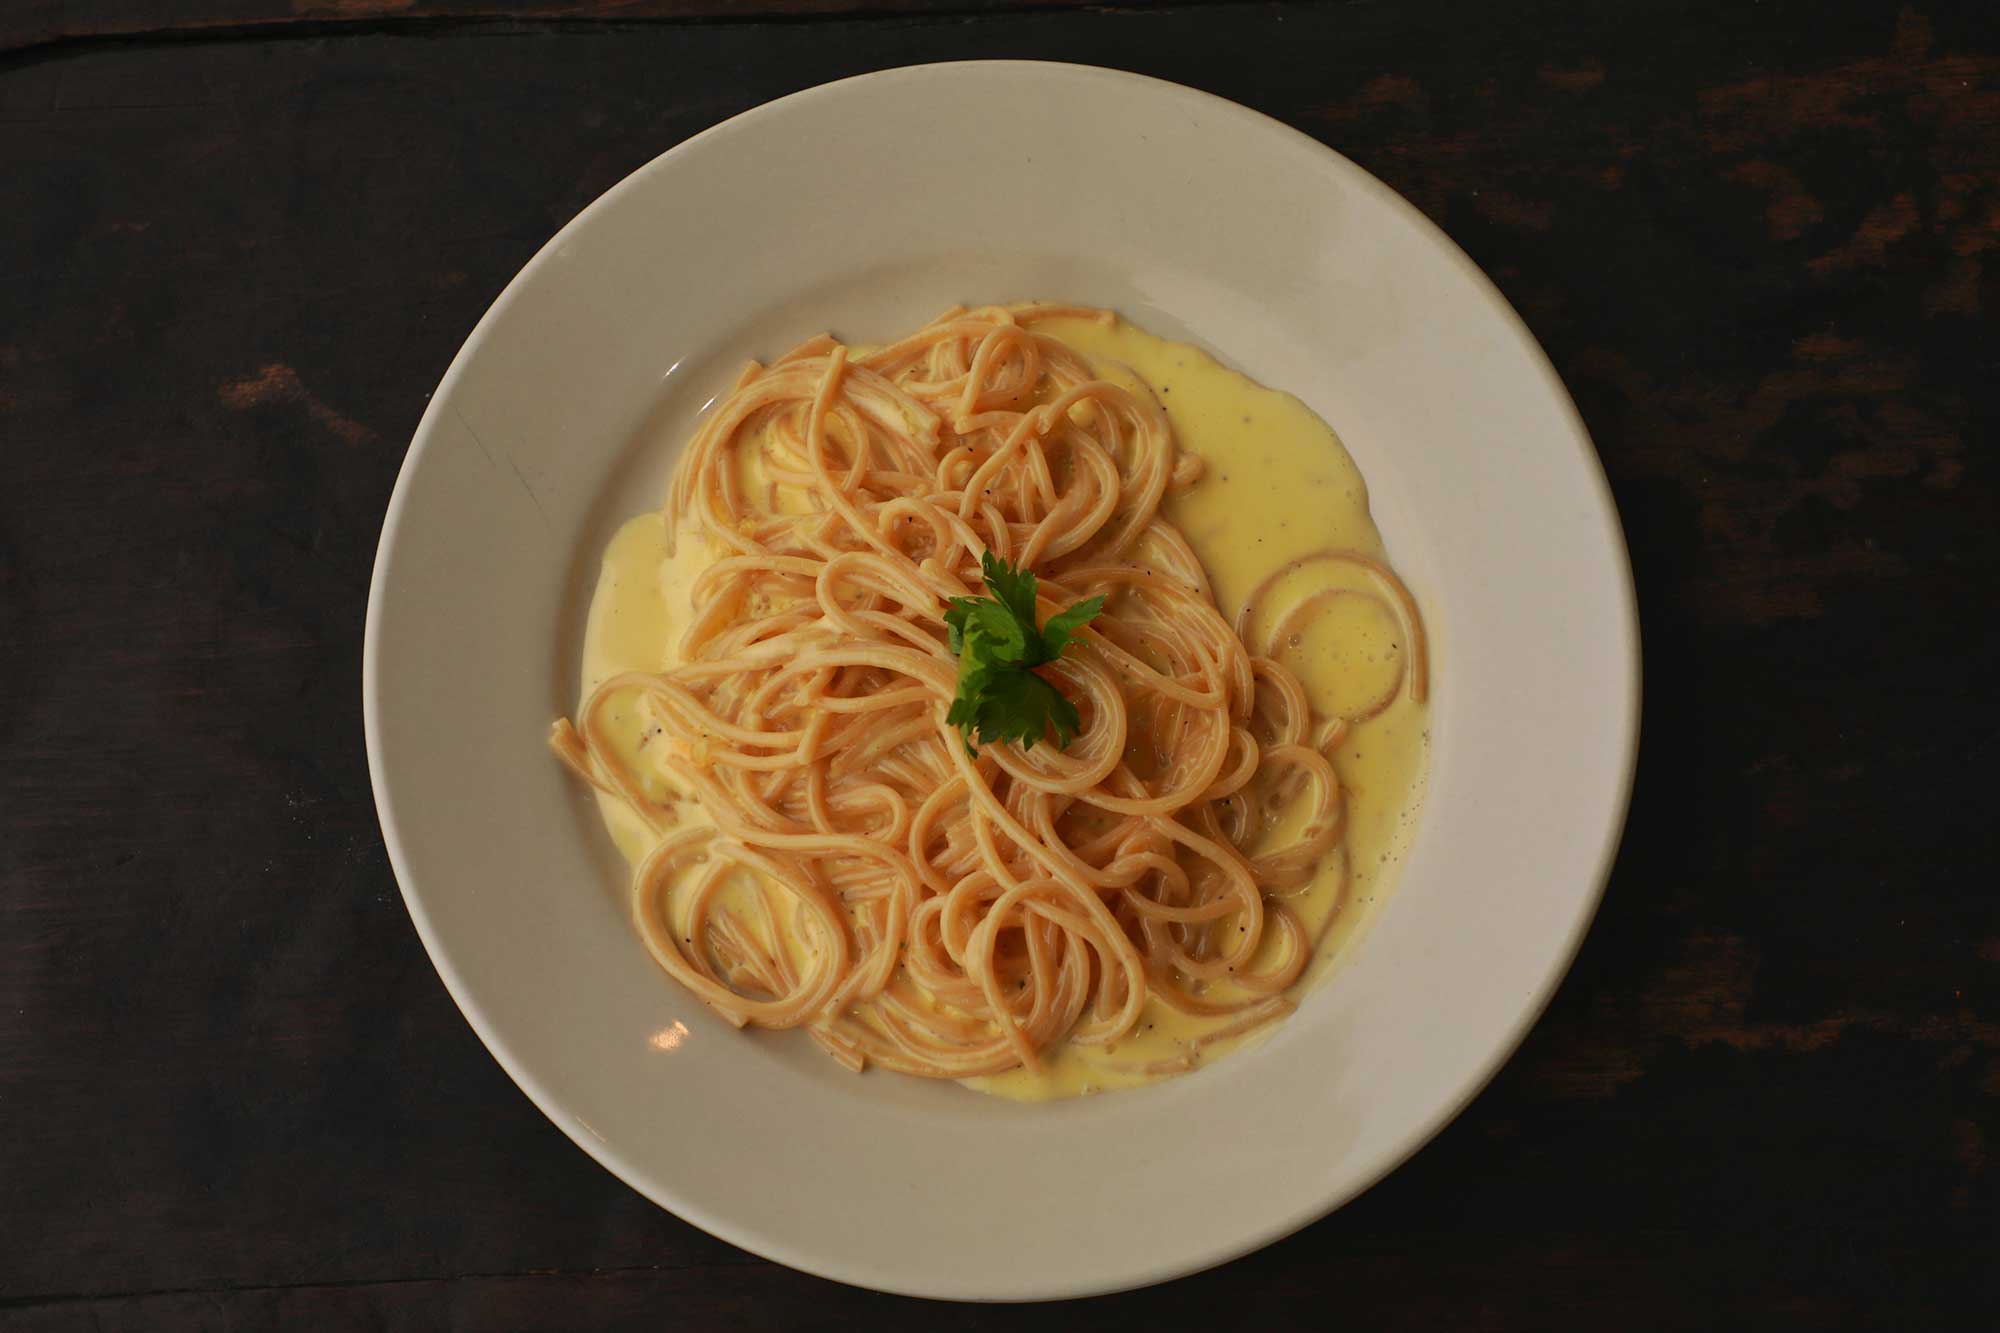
[580,314,1429,1101]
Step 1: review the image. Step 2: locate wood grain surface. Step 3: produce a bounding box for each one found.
[2,1,1995,1327]
[1,1,1122,56]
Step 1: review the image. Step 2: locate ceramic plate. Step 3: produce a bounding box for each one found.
[364,62,1638,1300]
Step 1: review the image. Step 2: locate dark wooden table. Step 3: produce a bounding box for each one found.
[4,2,1995,1327]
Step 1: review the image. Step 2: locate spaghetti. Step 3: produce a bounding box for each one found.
[551,303,1428,1081]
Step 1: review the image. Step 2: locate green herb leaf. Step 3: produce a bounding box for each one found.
[1038,594,1107,662]
[976,668,1079,752]
[979,550,1044,650]
[944,595,1028,663]
[945,554,1103,753]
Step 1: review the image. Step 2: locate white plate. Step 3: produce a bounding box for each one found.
[364,62,1638,1301]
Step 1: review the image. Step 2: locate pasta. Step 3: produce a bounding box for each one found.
[550,303,1428,1082]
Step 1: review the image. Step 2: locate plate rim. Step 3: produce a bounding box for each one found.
[363,58,1641,1301]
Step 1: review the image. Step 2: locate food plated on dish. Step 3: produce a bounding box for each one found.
[551,303,1429,1099]
[364,62,1636,1300]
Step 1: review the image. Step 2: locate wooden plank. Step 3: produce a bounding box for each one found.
[1,0,1995,1326]
[0,1235,1969,1331]
[4,1,1123,60]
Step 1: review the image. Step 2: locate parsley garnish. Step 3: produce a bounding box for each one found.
[944,552,1104,753]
